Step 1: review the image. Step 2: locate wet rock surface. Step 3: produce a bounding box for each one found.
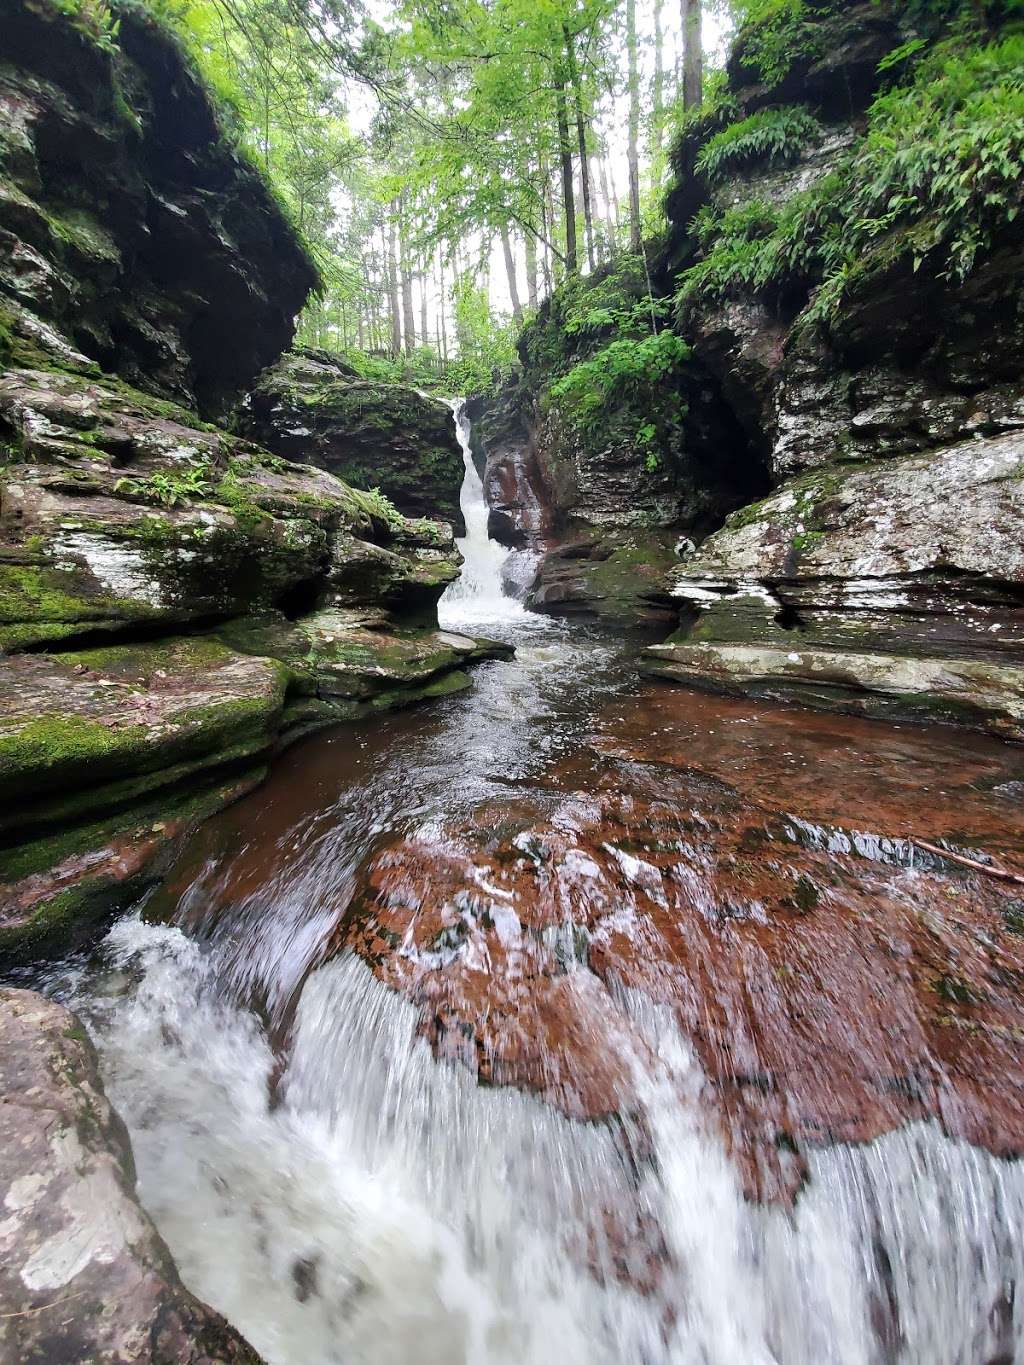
[648,430,1024,735]
[241,349,466,532]
[0,986,262,1363]
[331,686,1024,1205]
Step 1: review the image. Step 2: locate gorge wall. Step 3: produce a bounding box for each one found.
[475,0,1024,735]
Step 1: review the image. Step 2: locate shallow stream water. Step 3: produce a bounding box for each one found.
[23,404,1024,1364]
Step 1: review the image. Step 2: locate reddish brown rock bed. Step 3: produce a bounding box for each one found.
[325,687,1024,1204]
[156,667,1024,1208]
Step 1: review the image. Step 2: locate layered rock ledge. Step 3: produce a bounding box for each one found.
[642,430,1024,737]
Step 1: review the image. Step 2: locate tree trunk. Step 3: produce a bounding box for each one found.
[626,0,642,253]
[653,0,665,163]
[524,231,539,309]
[554,69,578,275]
[563,25,595,273]
[399,197,416,355]
[419,259,429,351]
[500,224,523,324]
[682,0,703,111]
[597,148,619,256]
[386,215,401,357]
[438,255,449,362]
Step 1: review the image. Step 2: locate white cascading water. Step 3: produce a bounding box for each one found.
[56,403,1024,1365]
[439,400,538,630]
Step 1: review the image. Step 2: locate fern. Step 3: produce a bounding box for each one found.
[696,106,822,181]
[677,34,1024,322]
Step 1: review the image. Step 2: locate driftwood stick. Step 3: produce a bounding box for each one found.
[914,838,1024,887]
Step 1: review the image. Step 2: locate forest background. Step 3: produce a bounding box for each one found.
[74,0,746,391]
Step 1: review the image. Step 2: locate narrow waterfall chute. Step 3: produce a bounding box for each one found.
[439,400,536,629]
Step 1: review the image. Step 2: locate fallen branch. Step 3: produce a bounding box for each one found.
[914,839,1024,887]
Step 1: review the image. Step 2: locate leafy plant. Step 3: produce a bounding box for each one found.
[53,0,120,53]
[677,32,1024,322]
[115,456,213,507]
[550,330,692,461]
[730,0,823,87]
[695,106,822,181]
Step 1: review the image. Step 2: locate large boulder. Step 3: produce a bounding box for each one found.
[241,349,467,532]
[0,0,318,416]
[0,987,262,1362]
[642,431,1024,736]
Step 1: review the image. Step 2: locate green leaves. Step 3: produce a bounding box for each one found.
[676,30,1024,324]
[695,105,821,181]
[550,329,691,453]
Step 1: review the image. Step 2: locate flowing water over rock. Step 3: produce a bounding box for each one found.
[23,406,1024,1364]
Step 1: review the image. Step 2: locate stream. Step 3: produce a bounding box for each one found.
[23,405,1024,1364]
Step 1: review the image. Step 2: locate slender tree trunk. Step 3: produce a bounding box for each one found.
[524,231,539,309]
[554,68,578,275]
[438,255,449,362]
[500,225,523,324]
[399,196,416,355]
[541,168,555,293]
[563,25,595,273]
[626,0,642,253]
[597,149,618,255]
[653,0,665,164]
[419,259,429,352]
[386,215,401,357]
[682,0,703,111]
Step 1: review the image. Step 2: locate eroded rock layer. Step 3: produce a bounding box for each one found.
[0,0,317,417]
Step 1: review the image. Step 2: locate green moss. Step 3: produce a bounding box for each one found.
[0,715,152,802]
[0,762,268,966]
[65,634,230,678]
[791,529,825,555]
[0,561,139,629]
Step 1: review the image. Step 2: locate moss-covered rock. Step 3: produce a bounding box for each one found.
[527,531,681,627]
[216,609,512,718]
[0,365,465,645]
[0,636,288,815]
[241,348,467,531]
[0,0,318,416]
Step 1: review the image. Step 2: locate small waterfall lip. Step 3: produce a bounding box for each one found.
[438,398,544,632]
[66,913,1024,1365]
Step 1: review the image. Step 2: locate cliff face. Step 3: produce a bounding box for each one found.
[0,1,506,968]
[484,0,1023,732]
[642,1,1024,736]
[0,0,317,417]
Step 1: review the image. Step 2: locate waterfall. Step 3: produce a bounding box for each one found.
[439,400,536,630]
[66,918,1024,1365]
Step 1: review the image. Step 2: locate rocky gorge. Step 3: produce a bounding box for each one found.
[1,0,1024,1362]
[471,0,1024,738]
